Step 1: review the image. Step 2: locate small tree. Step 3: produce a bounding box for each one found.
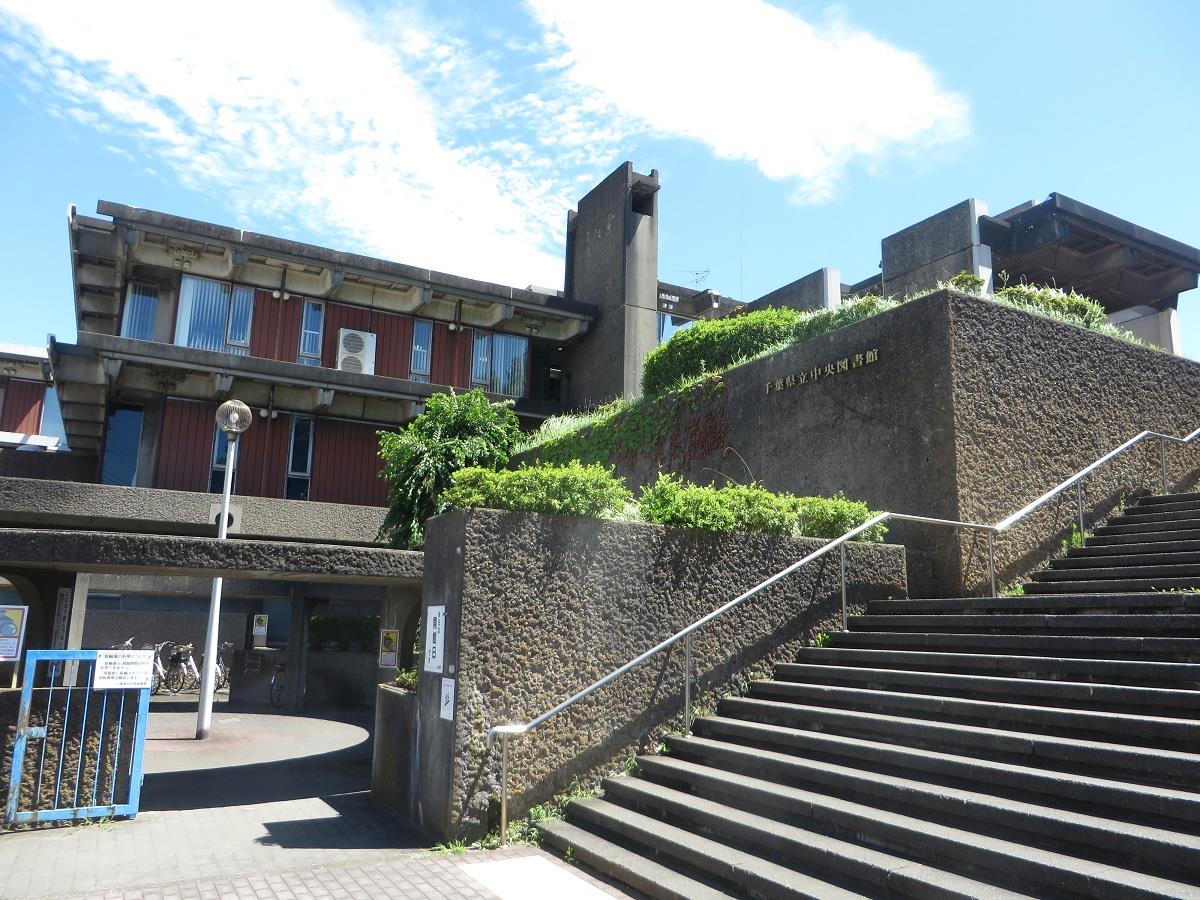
[377,389,521,549]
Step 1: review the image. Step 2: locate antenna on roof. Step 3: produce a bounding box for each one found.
[681,268,710,288]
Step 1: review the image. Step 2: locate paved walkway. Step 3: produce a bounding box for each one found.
[0,703,635,899]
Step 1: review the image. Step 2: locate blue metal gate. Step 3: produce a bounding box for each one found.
[4,650,151,825]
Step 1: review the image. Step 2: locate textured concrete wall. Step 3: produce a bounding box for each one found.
[946,295,1200,590]
[413,509,907,840]
[372,685,416,818]
[745,268,839,313]
[516,290,1200,596]
[0,476,387,544]
[882,199,992,297]
[82,608,246,652]
[0,450,97,482]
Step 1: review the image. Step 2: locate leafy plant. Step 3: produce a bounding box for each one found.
[392,667,418,691]
[790,492,887,541]
[433,839,467,855]
[442,462,632,519]
[949,270,986,293]
[790,294,899,345]
[642,306,804,396]
[1001,582,1026,597]
[377,389,521,549]
[810,632,831,647]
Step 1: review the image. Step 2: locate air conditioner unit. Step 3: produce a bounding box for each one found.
[336,328,376,375]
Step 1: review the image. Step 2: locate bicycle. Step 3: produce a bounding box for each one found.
[166,642,201,693]
[270,662,287,709]
[143,641,171,694]
[214,641,234,691]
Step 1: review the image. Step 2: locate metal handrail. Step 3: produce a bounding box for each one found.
[487,425,1200,842]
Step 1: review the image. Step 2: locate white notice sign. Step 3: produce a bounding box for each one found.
[439,677,455,720]
[423,606,446,673]
[93,650,155,689]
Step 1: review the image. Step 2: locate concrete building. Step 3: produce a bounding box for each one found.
[1,162,1197,712]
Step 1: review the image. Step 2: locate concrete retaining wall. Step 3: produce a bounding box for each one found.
[412,508,907,840]
[373,685,416,818]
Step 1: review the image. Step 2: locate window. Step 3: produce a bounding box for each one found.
[657,312,695,345]
[298,300,324,366]
[286,416,314,500]
[410,320,432,383]
[175,275,253,355]
[101,406,143,486]
[470,331,529,398]
[209,427,238,493]
[120,283,159,340]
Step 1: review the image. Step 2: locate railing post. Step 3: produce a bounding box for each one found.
[987,531,997,598]
[499,734,509,846]
[1161,436,1169,493]
[840,544,848,630]
[1076,481,1086,548]
[683,634,692,734]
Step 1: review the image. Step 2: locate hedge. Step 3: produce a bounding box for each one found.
[994,283,1108,330]
[442,462,632,518]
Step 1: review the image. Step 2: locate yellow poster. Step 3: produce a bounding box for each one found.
[0,605,28,661]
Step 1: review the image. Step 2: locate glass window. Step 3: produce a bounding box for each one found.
[471,330,490,386]
[657,312,695,345]
[209,427,236,493]
[286,416,313,500]
[40,386,67,447]
[176,275,252,356]
[410,320,432,383]
[298,300,324,366]
[101,406,143,486]
[120,283,159,341]
[490,334,528,398]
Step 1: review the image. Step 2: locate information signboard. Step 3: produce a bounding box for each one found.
[378,628,399,668]
[93,650,155,689]
[423,606,446,673]
[439,677,455,720]
[0,605,28,662]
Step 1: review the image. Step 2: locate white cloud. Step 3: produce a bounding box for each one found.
[0,0,578,287]
[525,0,969,203]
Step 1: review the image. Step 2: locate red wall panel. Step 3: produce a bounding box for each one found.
[0,379,45,434]
[309,418,389,507]
[250,290,303,362]
[154,399,215,492]
[431,324,473,388]
[236,412,291,499]
[321,302,370,368]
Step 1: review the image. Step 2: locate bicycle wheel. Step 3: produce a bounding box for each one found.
[165,665,185,694]
[216,662,229,692]
[151,668,162,695]
[270,678,285,709]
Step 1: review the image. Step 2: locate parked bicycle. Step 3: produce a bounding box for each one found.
[166,642,201,693]
[214,641,234,692]
[142,640,172,694]
[270,662,287,708]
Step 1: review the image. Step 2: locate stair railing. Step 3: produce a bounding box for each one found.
[487,425,1200,843]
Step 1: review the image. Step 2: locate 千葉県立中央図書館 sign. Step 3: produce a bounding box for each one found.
[764,348,880,396]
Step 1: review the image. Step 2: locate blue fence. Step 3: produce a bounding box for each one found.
[4,650,151,825]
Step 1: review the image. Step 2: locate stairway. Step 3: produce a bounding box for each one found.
[540,492,1200,898]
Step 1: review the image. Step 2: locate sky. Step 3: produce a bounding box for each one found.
[1,1,1198,356]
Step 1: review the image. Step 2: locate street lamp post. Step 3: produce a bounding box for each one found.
[197,399,252,740]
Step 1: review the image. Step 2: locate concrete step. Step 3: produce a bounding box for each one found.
[771,662,1200,716]
[828,631,1200,661]
[539,818,738,900]
[1033,563,1200,581]
[1093,519,1200,537]
[564,795,871,899]
[848,613,1200,636]
[866,594,1198,614]
[1023,578,1200,595]
[746,680,1200,749]
[1068,539,1200,557]
[642,746,1200,890]
[590,777,1034,899]
[1132,497,1200,513]
[1055,552,1200,570]
[1112,507,1200,525]
[699,708,1200,816]
[1088,528,1200,547]
[791,646,1200,688]
[1137,492,1200,506]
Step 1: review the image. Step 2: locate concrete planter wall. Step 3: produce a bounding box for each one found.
[412,508,907,840]
[372,684,417,818]
[518,290,1200,596]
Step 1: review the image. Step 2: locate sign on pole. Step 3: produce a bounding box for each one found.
[93,650,155,689]
[378,628,400,668]
[0,606,28,662]
[423,606,445,673]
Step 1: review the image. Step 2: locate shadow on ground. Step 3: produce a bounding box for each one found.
[255,790,425,850]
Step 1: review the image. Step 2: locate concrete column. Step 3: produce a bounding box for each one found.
[285,593,314,713]
[379,584,420,682]
[1107,305,1180,354]
[747,267,842,312]
[882,198,992,297]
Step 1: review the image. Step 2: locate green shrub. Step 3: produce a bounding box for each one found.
[638,475,796,535]
[642,307,803,396]
[442,462,632,518]
[994,283,1107,330]
[789,492,887,541]
[377,389,521,549]
[791,294,898,344]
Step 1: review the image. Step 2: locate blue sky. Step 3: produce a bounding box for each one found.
[2,1,1198,356]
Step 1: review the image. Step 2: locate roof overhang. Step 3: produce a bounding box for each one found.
[69,201,597,342]
[979,193,1200,314]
